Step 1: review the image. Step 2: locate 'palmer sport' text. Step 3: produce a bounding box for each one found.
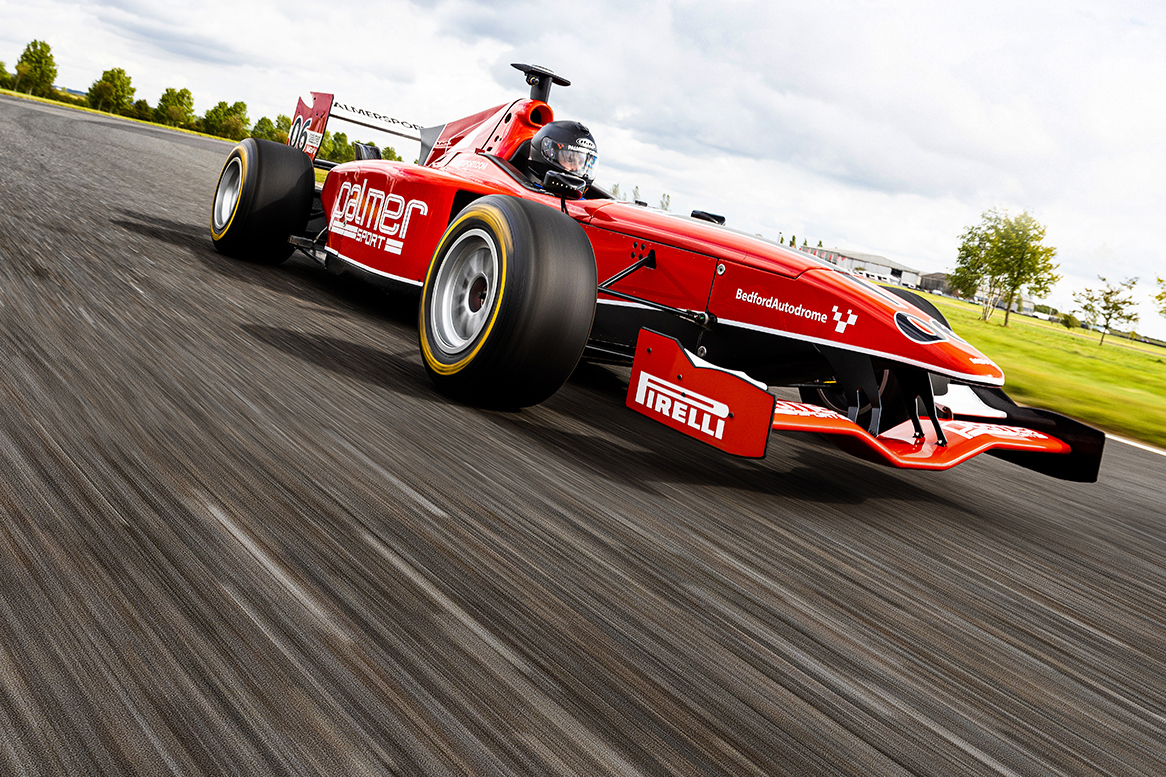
[330,179,428,254]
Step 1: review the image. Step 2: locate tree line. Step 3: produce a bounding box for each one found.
[948,208,1060,327]
[948,208,1166,345]
[1068,276,1166,346]
[1,39,399,164]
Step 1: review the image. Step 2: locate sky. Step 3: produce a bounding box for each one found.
[4,0,1166,337]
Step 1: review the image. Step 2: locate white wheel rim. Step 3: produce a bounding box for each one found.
[213,157,243,232]
[430,228,500,354]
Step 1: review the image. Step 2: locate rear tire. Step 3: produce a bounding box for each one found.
[210,138,314,264]
[419,195,597,408]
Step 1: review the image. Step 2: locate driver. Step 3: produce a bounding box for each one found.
[527,121,598,184]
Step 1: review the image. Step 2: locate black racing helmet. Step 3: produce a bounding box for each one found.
[529,121,598,182]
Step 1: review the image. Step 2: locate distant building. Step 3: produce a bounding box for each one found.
[798,246,922,288]
[998,296,1036,315]
[920,272,950,295]
[915,271,1042,314]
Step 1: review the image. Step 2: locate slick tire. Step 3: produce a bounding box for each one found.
[211,138,314,264]
[799,370,908,433]
[883,286,953,329]
[419,195,597,408]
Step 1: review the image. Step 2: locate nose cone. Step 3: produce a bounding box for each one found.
[586,206,1006,386]
[710,258,1005,387]
[806,268,1005,385]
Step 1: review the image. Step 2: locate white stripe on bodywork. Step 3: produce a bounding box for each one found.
[936,383,1008,419]
[324,248,422,286]
[717,317,1006,387]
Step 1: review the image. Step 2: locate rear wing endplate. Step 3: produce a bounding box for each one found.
[288,92,333,160]
[287,92,422,162]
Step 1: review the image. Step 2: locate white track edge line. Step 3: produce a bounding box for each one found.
[1107,434,1166,457]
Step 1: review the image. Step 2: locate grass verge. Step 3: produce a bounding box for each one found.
[929,295,1166,450]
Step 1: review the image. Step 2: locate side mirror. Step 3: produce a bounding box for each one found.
[542,170,587,200]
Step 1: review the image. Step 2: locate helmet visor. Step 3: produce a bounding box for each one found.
[546,139,598,180]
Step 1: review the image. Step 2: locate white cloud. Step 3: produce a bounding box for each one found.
[3,0,1165,337]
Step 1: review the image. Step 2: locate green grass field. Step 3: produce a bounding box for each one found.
[927,295,1166,450]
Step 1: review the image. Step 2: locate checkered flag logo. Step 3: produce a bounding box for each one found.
[832,306,857,333]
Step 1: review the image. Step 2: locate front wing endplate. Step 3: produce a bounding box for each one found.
[627,330,776,458]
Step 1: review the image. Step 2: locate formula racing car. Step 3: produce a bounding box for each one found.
[209,64,1104,482]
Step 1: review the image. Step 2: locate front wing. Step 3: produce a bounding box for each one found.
[626,329,1102,481]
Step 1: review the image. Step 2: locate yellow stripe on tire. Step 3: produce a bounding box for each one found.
[420,203,511,376]
[210,143,249,241]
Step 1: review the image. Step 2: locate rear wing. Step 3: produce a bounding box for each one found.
[286,91,550,170]
[287,91,422,163]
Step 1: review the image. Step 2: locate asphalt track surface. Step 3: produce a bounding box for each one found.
[1,95,1164,777]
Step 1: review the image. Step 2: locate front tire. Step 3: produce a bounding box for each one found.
[799,369,907,432]
[211,138,314,264]
[419,195,597,408]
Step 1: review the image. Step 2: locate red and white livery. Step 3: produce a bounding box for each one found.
[209,64,1104,483]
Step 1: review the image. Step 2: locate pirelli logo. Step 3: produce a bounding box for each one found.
[633,371,728,440]
[626,330,778,459]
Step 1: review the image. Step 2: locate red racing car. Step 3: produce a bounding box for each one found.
[209,64,1104,482]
